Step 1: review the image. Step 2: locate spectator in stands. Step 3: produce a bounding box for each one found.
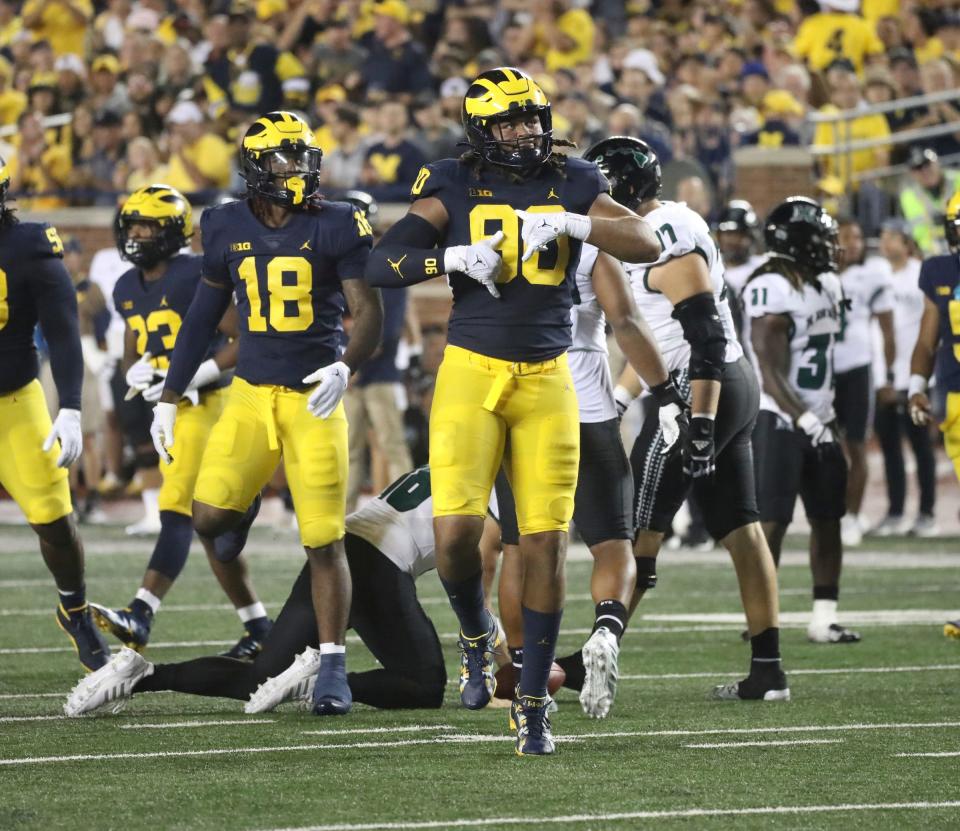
[276,0,329,54]
[55,53,86,110]
[554,92,605,149]
[792,0,885,75]
[22,0,94,57]
[66,102,95,201]
[899,146,960,256]
[125,67,164,138]
[0,57,25,127]
[739,61,770,109]
[411,96,461,162]
[10,110,71,209]
[85,109,126,206]
[361,101,426,202]
[320,105,368,190]
[312,17,367,87]
[27,71,60,122]
[741,90,804,147]
[94,0,132,53]
[0,1,22,51]
[163,100,232,200]
[118,136,168,193]
[521,0,595,72]
[360,0,434,101]
[903,7,944,67]
[89,54,130,116]
[160,43,197,96]
[913,58,960,159]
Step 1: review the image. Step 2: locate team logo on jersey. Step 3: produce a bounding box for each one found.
[159,296,168,307]
[231,241,252,252]
[122,300,133,310]
[469,188,494,198]
[300,240,313,251]
[547,187,560,199]
[388,254,407,279]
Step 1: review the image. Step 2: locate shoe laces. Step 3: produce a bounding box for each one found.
[460,633,492,677]
[517,697,551,737]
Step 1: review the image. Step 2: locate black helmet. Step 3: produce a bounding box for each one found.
[764,196,840,274]
[462,67,553,172]
[582,136,661,210]
[716,200,758,235]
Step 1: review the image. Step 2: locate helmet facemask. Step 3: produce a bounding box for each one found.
[115,216,185,268]
[242,144,322,208]
[466,105,553,172]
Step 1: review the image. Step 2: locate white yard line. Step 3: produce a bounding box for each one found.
[0,714,66,723]
[896,751,960,758]
[119,719,275,730]
[299,725,456,736]
[621,663,960,680]
[640,610,960,625]
[684,738,843,749]
[252,801,960,831]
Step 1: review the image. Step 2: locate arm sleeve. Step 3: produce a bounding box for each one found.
[164,279,232,395]
[365,212,445,289]
[33,258,83,411]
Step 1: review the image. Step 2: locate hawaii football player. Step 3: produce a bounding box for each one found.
[907,190,960,638]
[0,157,111,671]
[587,137,789,702]
[746,197,860,645]
[151,112,383,715]
[91,185,272,658]
[365,68,661,754]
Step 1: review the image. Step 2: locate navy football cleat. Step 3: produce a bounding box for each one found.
[219,623,271,661]
[457,624,499,710]
[311,653,352,716]
[56,603,111,672]
[89,603,151,651]
[213,493,262,562]
[511,692,555,756]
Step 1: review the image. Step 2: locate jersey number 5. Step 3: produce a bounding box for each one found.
[469,204,570,287]
[238,256,314,333]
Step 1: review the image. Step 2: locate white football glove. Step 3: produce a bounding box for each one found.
[142,369,167,403]
[443,230,505,298]
[43,408,82,468]
[185,358,222,392]
[795,410,835,446]
[515,209,591,263]
[303,361,350,419]
[125,352,156,389]
[150,401,178,465]
[658,402,686,452]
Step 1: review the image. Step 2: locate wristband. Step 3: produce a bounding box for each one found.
[907,374,928,398]
[614,384,637,409]
[565,212,592,241]
[795,410,821,434]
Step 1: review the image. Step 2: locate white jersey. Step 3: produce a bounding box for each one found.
[723,254,768,300]
[88,246,131,359]
[834,255,894,374]
[744,270,845,424]
[569,243,616,422]
[623,201,742,373]
[871,257,924,390]
[345,468,495,579]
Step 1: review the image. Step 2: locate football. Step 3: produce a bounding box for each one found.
[493,661,567,700]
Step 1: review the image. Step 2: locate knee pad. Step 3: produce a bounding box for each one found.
[635,556,658,590]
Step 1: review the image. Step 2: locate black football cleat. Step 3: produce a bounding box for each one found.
[56,603,111,672]
[89,603,151,651]
[219,623,271,661]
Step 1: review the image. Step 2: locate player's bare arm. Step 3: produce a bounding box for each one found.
[340,279,384,373]
[751,312,807,421]
[908,296,940,425]
[584,192,661,264]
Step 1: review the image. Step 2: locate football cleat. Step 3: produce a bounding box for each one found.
[64,646,153,716]
[245,646,321,714]
[457,624,499,710]
[89,603,151,651]
[213,493,262,562]
[511,692,555,756]
[840,515,863,547]
[807,622,862,643]
[220,624,272,660]
[579,627,619,719]
[909,513,939,538]
[56,603,111,672]
[869,514,906,537]
[944,620,960,640]
[711,669,790,702]
[311,655,352,716]
[124,514,162,536]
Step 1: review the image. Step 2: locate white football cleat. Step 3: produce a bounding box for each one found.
[64,646,153,716]
[579,627,620,719]
[807,621,862,643]
[840,515,862,547]
[245,646,321,714]
[124,515,162,537]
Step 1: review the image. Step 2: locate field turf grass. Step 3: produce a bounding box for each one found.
[1,525,959,831]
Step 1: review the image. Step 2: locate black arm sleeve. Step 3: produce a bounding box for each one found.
[164,279,232,395]
[365,213,445,289]
[34,258,83,411]
[672,292,727,382]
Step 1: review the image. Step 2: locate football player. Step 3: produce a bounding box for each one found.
[591,137,789,702]
[64,467,490,717]
[0,157,111,671]
[832,217,896,546]
[364,68,661,754]
[91,185,272,658]
[746,197,860,644]
[715,200,763,335]
[907,190,960,639]
[151,111,383,716]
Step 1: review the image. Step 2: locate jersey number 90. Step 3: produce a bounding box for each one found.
[469,204,570,287]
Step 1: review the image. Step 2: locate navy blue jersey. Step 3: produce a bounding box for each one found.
[113,253,229,392]
[918,254,960,392]
[201,199,372,389]
[0,221,82,407]
[412,156,608,362]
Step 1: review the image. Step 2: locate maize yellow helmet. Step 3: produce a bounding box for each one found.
[116,184,193,268]
[945,189,960,252]
[240,111,322,208]
[0,155,10,210]
[462,67,552,172]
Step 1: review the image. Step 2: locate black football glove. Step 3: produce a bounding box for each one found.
[682,415,716,479]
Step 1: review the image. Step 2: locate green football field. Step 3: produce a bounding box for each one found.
[1,524,959,831]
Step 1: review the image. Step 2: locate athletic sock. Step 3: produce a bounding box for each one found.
[146,511,194,581]
[58,586,86,612]
[518,605,562,698]
[593,599,627,641]
[439,571,490,638]
[509,646,523,671]
[555,650,586,692]
[238,602,271,638]
[128,597,156,625]
[813,585,839,602]
[142,488,160,522]
[749,627,782,674]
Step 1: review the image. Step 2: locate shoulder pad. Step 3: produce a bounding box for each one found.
[409,159,459,201]
[18,222,66,260]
